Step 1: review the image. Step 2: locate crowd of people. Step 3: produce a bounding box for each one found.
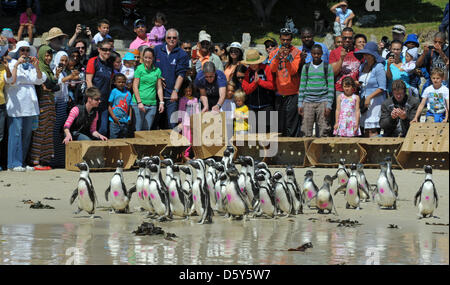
[0,3,449,171]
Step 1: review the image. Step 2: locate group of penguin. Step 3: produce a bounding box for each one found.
[69,146,440,223]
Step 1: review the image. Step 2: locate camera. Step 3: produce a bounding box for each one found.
[24,57,31,63]
[43,78,60,92]
[58,63,64,68]
[80,25,86,31]
[428,46,435,50]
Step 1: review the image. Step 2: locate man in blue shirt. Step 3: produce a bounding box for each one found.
[154,28,189,129]
[298,27,329,68]
[330,1,355,36]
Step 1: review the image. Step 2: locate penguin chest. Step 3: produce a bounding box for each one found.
[238,174,246,193]
[149,181,166,215]
[168,180,184,216]
[182,180,191,194]
[287,183,300,209]
[274,184,290,213]
[192,181,204,216]
[206,175,217,207]
[346,177,360,206]
[303,182,316,201]
[317,190,331,210]
[419,182,435,214]
[376,176,395,206]
[78,181,94,213]
[357,175,369,199]
[225,183,246,215]
[110,177,128,210]
[337,170,348,186]
[259,187,275,215]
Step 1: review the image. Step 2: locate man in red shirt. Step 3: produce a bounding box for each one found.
[269,28,302,137]
[329,27,362,132]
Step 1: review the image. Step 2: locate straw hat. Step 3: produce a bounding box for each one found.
[241,49,267,65]
[45,27,68,41]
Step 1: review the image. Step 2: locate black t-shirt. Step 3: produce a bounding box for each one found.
[423,44,449,75]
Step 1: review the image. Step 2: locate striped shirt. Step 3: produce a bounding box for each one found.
[298,62,335,109]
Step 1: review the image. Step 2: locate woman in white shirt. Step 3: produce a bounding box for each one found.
[4,41,46,172]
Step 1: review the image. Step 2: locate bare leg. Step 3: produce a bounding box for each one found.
[17,25,25,41]
[27,25,34,44]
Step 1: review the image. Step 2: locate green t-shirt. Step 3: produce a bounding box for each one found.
[133,64,161,105]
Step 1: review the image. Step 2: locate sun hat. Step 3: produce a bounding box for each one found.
[404,34,419,47]
[1,28,14,39]
[392,25,406,35]
[241,49,267,65]
[354,41,384,63]
[406,47,418,61]
[198,30,211,43]
[123,52,136,61]
[10,41,37,58]
[226,42,243,53]
[45,27,68,41]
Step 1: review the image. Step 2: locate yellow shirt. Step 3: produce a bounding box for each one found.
[234,105,249,132]
[0,65,6,105]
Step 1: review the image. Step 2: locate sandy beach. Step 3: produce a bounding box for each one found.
[0,167,448,265]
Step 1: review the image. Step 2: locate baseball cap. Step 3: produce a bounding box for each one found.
[123,52,136,61]
[392,25,406,34]
[198,30,211,43]
[134,19,146,28]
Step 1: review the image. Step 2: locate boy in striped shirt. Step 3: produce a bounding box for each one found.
[298,44,334,137]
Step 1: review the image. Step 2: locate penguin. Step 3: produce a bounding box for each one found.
[180,165,194,216]
[316,175,338,215]
[105,160,133,213]
[166,163,189,218]
[161,158,175,190]
[373,161,397,210]
[205,158,218,210]
[255,170,277,218]
[302,170,319,209]
[243,156,258,209]
[223,165,251,220]
[345,163,369,210]
[332,158,350,195]
[70,162,97,218]
[285,166,303,214]
[222,146,235,171]
[356,163,371,202]
[128,159,146,211]
[151,156,167,190]
[273,171,294,216]
[140,159,156,217]
[414,165,439,219]
[189,159,213,224]
[213,162,227,214]
[148,162,171,220]
[255,161,272,182]
[385,156,399,197]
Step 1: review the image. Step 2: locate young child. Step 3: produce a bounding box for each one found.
[333,77,361,137]
[92,19,111,45]
[401,47,419,96]
[177,80,200,160]
[221,80,237,113]
[120,52,136,91]
[18,7,37,43]
[234,90,249,135]
[412,68,449,123]
[148,12,167,47]
[108,73,133,139]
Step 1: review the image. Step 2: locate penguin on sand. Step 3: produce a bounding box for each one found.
[205,158,218,210]
[273,171,294,217]
[344,164,369,210]
[128,159,146,211]
[385,156,398,197]
[70,162,98,218]
[224,165,251,221]
[285,166,303,214]
[302,170,319,209]
[316,175,338,215]
[140,159,156,217]
[148,162,172,221]
[414,165,439,219]
[105,160,134,213]
[166,163,190,219]
[180,165,194,216]
[373,162,397,210]
[243,156,258,210]
[255,170,277,218]
[356,163,371,202]
[189,159,214,224]
[332,158,350,195]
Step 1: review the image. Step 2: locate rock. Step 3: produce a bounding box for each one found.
[29,201,55,209]
[132,222,165,236]
[327,218,362,227]
[288,242,313,252]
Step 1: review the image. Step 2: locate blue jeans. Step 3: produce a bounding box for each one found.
[165,99,179,129]
[72,131,92,141]
[97,108,109,138]
[133,104,157,131]
[109,122,129,139]
[7,116,34,169]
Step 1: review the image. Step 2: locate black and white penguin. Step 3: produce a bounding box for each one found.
[161,158,175,190]
[222,146,235,171]
[255,170,277,218]
[302,170,319,209]
[285,166,303,214]
[189,159,213,224]
[356,163,371,202]
[224,165,251,220]
[273,171,294,216]
[255,161,272,184]
[205,158,218,210]
[70,162,97,217]
[385,156,398,197]
[148,162,171,220]
[243,156,258,210]
[105,160,133,213]
[332,158,350,195]
[345,163,368,210]
[316,175,338,215]
[414,165,439,219]
[213,162,227,214]
[374,161,397,209]
[128,159,146,211]
[166,163,189,218]
[180,165,194,215]
[140,159,155,217]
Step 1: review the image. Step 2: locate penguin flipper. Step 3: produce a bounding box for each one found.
[128,185,137,200]
[334,184,346,196]
[431,181,439,209]
[70,188,78,205]
[105,185,111,202]
[414,185,423,206]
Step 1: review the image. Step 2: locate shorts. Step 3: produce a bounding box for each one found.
[425,111,445,123]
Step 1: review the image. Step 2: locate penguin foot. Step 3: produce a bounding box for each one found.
[73,209,82,215]
[433,216,440,219]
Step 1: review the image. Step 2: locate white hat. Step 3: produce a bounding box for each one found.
[198,30,211,43]
[226,42,243,53]
[406,47,418,61]
[10,41,37,58]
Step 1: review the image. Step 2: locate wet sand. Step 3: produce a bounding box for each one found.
[0,167,448,265]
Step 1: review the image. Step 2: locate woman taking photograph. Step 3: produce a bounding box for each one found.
[354,42,387,137]
[224,42,243,82]
[132,47,164,131]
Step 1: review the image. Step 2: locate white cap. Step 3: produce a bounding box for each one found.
[198,30,211,43]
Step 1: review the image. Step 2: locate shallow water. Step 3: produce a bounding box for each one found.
[0,215,448,265]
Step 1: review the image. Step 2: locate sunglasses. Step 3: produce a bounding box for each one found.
[237,76,245,80]
[230,49,240,54]
[100,48,112,52]
[280,28,292,34]
[76,46,86,50]
[167,36,177,40]
[184,47,192,50]
[20,48,31,52]
[136,24,146,28]
[342,37,353,40]
[214,49,219,52]
[92,97,101,101]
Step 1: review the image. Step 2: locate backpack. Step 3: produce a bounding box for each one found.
[303,62,329,87]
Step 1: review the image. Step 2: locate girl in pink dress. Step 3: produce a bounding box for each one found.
[333,77,362,137]
[178,80,200,160]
